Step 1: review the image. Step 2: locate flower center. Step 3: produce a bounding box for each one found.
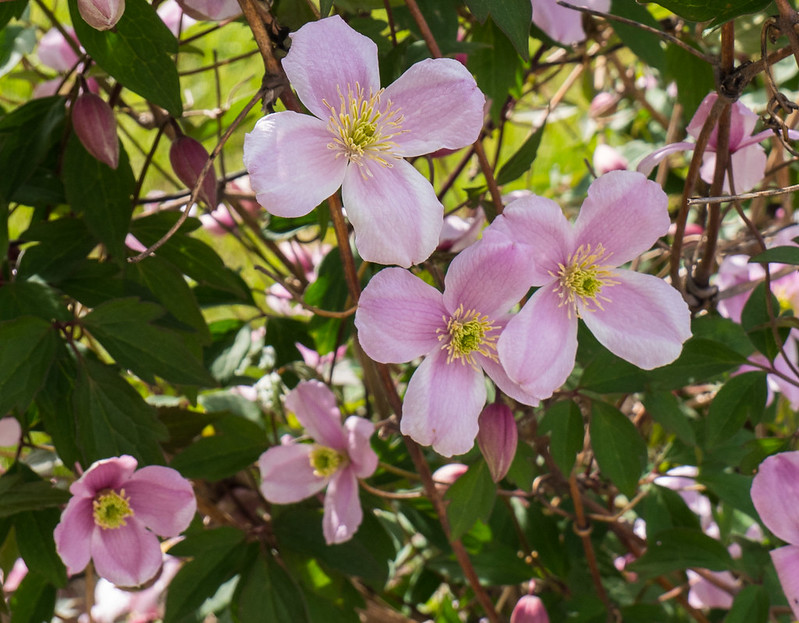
[552,243,618,317]
[437,304,499,367]
[93,489,134,530]
[309,445,346,478]
[324,83,404,172]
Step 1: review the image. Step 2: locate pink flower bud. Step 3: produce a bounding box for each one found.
[72,92,119,169]
[477,403,517,483]
[78,0,125,30]
[510,595,549,623]
[593,144,628,176]
[169,136,218,207]
[0,417,21,447]
[432,463,468,495]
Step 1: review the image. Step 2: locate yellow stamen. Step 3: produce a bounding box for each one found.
[437,304,499,368]
[93,489,134,530]
[309,445,346,477]
[551,243,619,317]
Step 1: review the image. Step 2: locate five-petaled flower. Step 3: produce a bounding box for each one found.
[356,240,541,457]
[482,170,691,398]
[54,455,196,587]
[258,380,377,544]
[243,15,485,267]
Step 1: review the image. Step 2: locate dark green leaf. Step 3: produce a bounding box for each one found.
[305,247,352,355]
[464,0,489,22]
[445,461,496,540]
[427,542,533,586]
[204,324,252,384]
[486,0,531,60]
[580,349,648,393]
[8,571,55,623]
[649,0,771,24]
[0,26,35,79]
[495,122,546,186]
[610,1,665,71]
[69,0,182,116]
[233,551,311,623]
[0,280,71,323]
[319,0,333,17]
[14,510,67,588]
[664,42,714,120]
[750,245,799,265]
[706,372,767,447]
[0,470,70,518]
[265,317,314,368]
[16,218,97,283]
[62,135,135,262]
[648,338,747,390]
[0,316,58,415]
[0,0,28,31]
[643,484,701,538]
[36,344,81,469]
[697,470,757,518]
[468,18,523,123]
[643,391,696,445]
[741,282,790,361]
[724,585,769,623]
[539,400,584,475]
[629,528,733,577]
[590,402,646,497]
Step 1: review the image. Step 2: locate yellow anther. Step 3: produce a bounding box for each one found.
[309,445,346,477]
[552,243,619,317]
[437,304,499,368]
[93,489,134,530]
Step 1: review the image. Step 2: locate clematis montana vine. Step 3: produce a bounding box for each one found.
[356,240,541,457]
[53,455,196,587]
[483,170,691,398]
[258,380,377,544]
[243,15,485,267]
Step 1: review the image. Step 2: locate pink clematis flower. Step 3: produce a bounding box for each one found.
[258,380,377,544]
[355,240,542,457]
[511,594,550,623]
[483,170,691,398]
[53,456,196,587]
[751,451,799,620]
[638,92,798,193]
[532,0,610,45]
[243,15,485,267]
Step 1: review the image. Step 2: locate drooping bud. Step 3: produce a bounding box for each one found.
[169,135,218,207]
[78,0,125,30]
[510,595,550,623]
[431,463,468,495]
[477,403,517,483]
[72,92,119,169]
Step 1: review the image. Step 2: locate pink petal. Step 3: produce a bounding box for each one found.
[323,467,363,544]
[243,111,347,217]
[342,158,442,267]
[400,349,486,457]
[718,144,767,193]
[479,349,541,406]
[497,286,578,399]
[727,99,760,148]
[258,444,327,504]
[715,255,763,323]
[532,0,609,44]
[752,452,799,544]
[343,416,377,479]
[124,466,196,537]
[285,380,346,450]
[636,141,695,177]
[91,519,163,587]
[282,15,380,120]
[772,341,799,410]
[771,545,799,620]
[443,240,538,318]
[686,93,720,143]
[0,417,21,446]
[384,58,484,157]
[686,569,736,610]
[482,193,572,285]
[54,496,95,575]
[574,170,670,267]
[71,455,138,498]
[580,270,691,369]
[356,267,446,363]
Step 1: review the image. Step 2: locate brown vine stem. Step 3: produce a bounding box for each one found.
[404,0,442,58]
[775,0,799,69]
[328,193,362,301]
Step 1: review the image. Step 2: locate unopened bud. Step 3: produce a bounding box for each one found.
[432,463,468,495]
[169,135,218,206]
[477,403,517,483]
[78,0,125,30]
[72,92,119,169]
[0,417,21,447]
[593,144,628,176]
[510,595,549,623]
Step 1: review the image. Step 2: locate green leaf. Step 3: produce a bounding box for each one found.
[643,484,701,538]
[305,247,352,355]
[590,402,647,497]
[73,357,167,466]
[664,42,714,120]
[724,585,769,623]
[464,0,489,22]
[643,391,696,445]
[485,0,531,60]
[0,26,35,79]
[16,218,97,283]
[8,571,55,623]
[233,551,311,623]
[69,0,182,116]
[495,122,546,186]
[539,400,584,475]
[649,0,771,24]
[36,345,82,470]
[319,0,333,17]
[750,245,799,265]
[648,338,747,390]
[83,298,215,386]
[0,316,58,415]
[0,468,70,518]
[0,0,28,31]
[697,470,757,518]
[741,282,790,361]
[204,324,252,384]
[706,372,767,447]
[468,17,523,123]
[427,542,534,586]
[14,509,67,588]
[610,1,665,71]
[0,280,71,323]
[445,461,497,540]
[629,528,733,577]
[62,135,135,262]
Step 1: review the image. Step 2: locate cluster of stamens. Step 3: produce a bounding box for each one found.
[437,304,499,368]
[324,83,404,173]
[309,445,347,478]
[93,489,134,530]
[552,243,618,317]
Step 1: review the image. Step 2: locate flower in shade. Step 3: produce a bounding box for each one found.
[510,594,550,623]
[483,170,691,398]
[356,240,542,457]
[638,92,799,193]
[751,451,799,620]
[0,417,21,447]
[532,0,609,45]
[258,380,377,544]
[243,15,485,267]
[53,455,196,587]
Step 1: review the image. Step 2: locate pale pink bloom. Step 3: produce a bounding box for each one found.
[593,144,628,175]
[125,233,147,253]
[199,204,236,236]
[54,455,196,587]
[176,0,241,21]
[532,0,610,45]
[476,403,517,483]
[356,240,541,456]
[258,380,377,544]
[686,569,738,610]
[510,594,550,623]
[157,0,196,36]
[0,417,21,447]
[638,92,799,192]
[483,171,691,399]
[38,28,82,72]
[244,15,485,267]
[438,207,485,253]
[78,0,125,31]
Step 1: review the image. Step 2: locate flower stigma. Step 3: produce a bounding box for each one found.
[324,83,404,174]
[437,304,499,367]
[93,489,134,530]
[553,243,618,316]
[309,445,346,477]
